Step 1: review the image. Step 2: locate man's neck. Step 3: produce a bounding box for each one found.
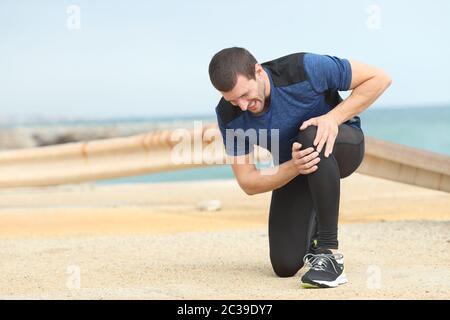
[263,69,271,111]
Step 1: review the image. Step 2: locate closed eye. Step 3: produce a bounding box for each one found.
[229,92,249,105]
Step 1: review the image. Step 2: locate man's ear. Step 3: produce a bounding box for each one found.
[254,63,263,77]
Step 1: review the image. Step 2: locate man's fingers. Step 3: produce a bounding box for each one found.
[301,165,318,174]
[296,147,315,159]
[316,131,328,153]
[303,156,320,168]
[294,152,320,170]
[294,157,319,172]
[292,142,302,151]
[324,135,336,157]
[292,146,313,159]
[300,151,320,164]
[313,127,324,147]
[300,118,317,130]
[299,120,310,130]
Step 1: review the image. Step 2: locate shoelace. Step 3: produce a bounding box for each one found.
[303,253,343,273]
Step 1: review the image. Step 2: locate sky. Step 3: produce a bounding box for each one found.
[0,0,449,119]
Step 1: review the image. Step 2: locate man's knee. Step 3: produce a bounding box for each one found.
[270,257,304,278]
[295,126,317,149]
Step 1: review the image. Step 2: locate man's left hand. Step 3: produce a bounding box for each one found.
[299,113,339,158]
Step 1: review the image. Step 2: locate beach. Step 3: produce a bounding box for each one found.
[2,0,449,302]
[0,173,449,299]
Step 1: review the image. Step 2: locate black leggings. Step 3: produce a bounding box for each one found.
[268,123,365,277]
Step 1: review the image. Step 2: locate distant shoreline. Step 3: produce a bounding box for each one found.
[1,105,449,128]
[0,106,449,167]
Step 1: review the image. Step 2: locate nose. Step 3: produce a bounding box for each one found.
[237,99,250,111]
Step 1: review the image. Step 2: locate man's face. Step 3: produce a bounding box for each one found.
[221,66,267,115]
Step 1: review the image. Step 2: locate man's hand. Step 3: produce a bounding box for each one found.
[291,142,320,174]
[299,113,339,158]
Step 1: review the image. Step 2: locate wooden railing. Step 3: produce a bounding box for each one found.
[0,124,449,192]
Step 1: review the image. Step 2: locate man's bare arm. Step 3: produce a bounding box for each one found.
[231,144,320,195]
[328,60,392,125]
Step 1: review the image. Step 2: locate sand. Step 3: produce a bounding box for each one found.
[0,173,449,299]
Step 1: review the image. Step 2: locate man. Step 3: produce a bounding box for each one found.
[208,47,391,288]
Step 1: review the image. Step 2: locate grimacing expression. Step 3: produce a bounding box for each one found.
[221,66,267,115]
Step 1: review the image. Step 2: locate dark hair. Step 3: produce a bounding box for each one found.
[208,47,258,92]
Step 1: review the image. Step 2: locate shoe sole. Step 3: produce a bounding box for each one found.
[301,273,348,289]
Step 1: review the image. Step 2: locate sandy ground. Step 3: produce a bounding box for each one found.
[0,173,449,299]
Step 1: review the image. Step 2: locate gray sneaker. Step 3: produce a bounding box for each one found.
[301,249,348,288]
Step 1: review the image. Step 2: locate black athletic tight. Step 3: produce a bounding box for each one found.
[268,123,365,277]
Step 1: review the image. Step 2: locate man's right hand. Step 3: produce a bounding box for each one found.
[291,142,321,175]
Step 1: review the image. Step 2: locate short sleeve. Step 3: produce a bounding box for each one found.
[216,109,255,157]
[303,53,352,93]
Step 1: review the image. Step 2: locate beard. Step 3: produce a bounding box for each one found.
[247,80,268,113]
[258,81,268,110]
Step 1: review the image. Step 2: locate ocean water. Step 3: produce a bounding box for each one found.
[97,106,450,184]
[359,106,450,155]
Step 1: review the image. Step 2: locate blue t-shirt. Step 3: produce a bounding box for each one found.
[215,52,361,165]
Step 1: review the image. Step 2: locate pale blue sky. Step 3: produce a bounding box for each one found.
[0,0,449,119]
